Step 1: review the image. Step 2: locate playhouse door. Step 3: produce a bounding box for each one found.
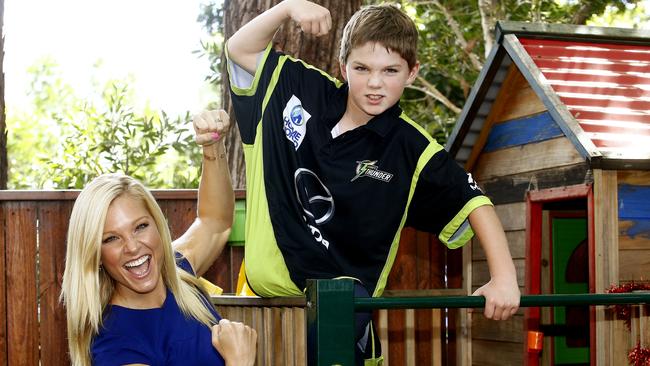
[550,216,589,365]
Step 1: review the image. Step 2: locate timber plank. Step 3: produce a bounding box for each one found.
[293,307,306,366]
[471,314,525,343]
[618,184,650,219]
[474,137,584,180]
[484,112,563,152]
[282,307,294,366]
[272,307,283,365]
[231,246,245,292]
[494,202,527,231]
[416,230,433,290]
[205,246,231,293]
[38,201,73,366]
[619,249,650,281]
[618,170,650,185]
[386,227,412,364]
[253,307,264,366]
[6,203,38,366]
[387,227,417,291]
[405,309,415,366]
[415,230,434,366]
[466,63,524,171]
[480,163,591,205]
[388,309,406,366]
[619,220,650,249]
[0,204,6,366]
[263,307,273,365]
[472,339,524,366]
[159,199,196,239]
[497,84,547,122]
[415,308,433,366]
[431,309,442,366]
[593,169,619,366]
[614,318,631,366]
[472,259,526,288]
[378,310,389,364]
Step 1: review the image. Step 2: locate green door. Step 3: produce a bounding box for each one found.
[552,217,589,365]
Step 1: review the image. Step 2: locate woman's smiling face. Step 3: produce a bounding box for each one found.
[100,194,165,308]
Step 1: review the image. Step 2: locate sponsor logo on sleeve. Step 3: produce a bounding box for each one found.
[283,95,311,150]
[467,173,481,191]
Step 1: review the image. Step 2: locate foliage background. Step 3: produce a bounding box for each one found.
[5,0,650,189]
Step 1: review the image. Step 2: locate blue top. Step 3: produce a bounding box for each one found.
[91,255,224,366]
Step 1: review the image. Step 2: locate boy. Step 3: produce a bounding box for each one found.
[226,0,520,362]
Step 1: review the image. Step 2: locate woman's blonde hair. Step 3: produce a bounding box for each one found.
[61,173,216,366]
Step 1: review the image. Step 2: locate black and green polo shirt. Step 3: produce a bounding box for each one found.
[226,43,491,297]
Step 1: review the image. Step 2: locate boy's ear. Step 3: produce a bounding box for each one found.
[406,61,420,85]
[340,62,348,81]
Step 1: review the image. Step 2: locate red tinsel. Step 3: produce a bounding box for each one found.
[605,282,650,330]
[628,343,650,366]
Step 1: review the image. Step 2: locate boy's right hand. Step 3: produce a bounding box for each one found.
[285,0,332,36]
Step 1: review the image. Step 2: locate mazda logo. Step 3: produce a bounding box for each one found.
[294,168,334,224]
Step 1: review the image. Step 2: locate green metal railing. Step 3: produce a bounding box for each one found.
[305,279,650,366]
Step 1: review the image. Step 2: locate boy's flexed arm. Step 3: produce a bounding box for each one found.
[227,0,332,74]
[469,205,521,320]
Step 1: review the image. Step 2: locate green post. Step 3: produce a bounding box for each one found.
[306,279,356,366]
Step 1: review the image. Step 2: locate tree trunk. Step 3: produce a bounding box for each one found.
[0,0,6,189]
[571,3,595,25]
[221,0,362,190]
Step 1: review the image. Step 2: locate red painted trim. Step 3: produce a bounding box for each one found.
[525,197,542,366]
[528,185,591,203]
[525,184,594,366]
[587,189,597,366]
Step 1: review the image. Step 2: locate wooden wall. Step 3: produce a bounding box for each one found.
[468,65,589,366]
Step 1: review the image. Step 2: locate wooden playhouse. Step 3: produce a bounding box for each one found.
[446,21,650,365]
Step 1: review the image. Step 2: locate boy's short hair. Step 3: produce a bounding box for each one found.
[339,4,418,69]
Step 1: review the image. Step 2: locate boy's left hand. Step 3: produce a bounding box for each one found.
[472,277,520,320]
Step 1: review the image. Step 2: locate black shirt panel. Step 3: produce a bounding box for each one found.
[320,116,430,290]
[229,50,282,144]
[258,53,347,288]
[405,149,484,233]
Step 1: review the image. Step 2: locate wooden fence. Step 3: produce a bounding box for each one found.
[0,190,461,366]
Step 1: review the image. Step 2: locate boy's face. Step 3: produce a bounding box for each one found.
[341,42,419,124]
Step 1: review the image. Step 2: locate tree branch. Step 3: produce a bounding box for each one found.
[478,0,498,58]
[430,0,483,71]
[409,76,462,114]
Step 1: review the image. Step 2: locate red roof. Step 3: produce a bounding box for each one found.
[520,37,650,157]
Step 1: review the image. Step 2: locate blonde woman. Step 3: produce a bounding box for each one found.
[61,110,256,366]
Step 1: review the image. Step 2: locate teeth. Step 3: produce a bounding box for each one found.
[125,255,150,268]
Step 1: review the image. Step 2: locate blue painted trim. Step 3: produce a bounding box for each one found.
[618,184,650,219]
[619,219,650,239]
[484,112,563,152]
